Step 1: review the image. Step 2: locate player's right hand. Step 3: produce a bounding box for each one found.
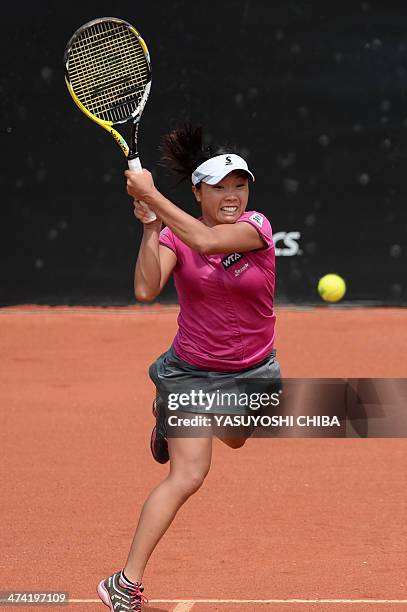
[133,200,161,226]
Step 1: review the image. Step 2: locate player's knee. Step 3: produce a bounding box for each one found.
[172,466,209,497]
[182,468,208,495]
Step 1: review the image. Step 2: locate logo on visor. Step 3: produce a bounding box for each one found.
[222,252,243,269]
[225,155,232,165]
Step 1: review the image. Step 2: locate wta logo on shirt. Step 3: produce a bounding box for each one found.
[222,252,243,269]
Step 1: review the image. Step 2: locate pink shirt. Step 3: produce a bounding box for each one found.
[159,210,276,372]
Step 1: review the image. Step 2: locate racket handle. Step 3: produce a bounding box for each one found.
[127,157,157,224]
[127,157,143,171]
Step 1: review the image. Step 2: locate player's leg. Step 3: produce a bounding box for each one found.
[218,436,247,448]
[123,433,212,583]
[215,415,251,449]
[150,394,169,463]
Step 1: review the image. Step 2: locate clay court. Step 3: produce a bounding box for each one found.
[1,305,407,611]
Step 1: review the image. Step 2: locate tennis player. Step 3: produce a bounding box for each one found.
[97,124,281,611]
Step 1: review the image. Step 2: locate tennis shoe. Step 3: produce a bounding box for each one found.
[150,395,169,464]
[97,571,148,611]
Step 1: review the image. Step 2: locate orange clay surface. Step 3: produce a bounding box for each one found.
[1,305,407,612]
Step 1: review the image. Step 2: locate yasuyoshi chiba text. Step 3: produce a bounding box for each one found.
[168,414,341,428]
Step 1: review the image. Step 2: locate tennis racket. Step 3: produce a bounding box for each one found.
[64,17,157,222]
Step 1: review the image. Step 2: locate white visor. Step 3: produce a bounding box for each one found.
[191,154,255,186]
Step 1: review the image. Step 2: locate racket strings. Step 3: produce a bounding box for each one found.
[67,21,150,123]
[72,32,147,90]
[70,25,147,95]
[70,39,146,119]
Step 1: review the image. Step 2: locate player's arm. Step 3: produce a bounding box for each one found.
[145,189,264,254]
[134,219,177,302]
[126,170,264,254]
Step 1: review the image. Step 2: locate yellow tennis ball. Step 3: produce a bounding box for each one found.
[318,274,346,302]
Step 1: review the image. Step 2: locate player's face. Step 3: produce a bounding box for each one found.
[193,171,250,226]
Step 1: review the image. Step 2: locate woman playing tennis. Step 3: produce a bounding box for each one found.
[97,124,281,611]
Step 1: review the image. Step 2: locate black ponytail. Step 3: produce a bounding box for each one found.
[159,123,238,184]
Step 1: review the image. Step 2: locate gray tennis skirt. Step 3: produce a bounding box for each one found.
[149,345,282,416]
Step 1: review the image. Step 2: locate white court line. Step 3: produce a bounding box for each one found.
[0,306,180,317]
[69,598,407,604]
[173,602,195,611]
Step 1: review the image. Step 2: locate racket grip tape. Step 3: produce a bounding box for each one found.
[127,157,157,223]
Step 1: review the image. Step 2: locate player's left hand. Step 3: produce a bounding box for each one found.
[125,169,157,203]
